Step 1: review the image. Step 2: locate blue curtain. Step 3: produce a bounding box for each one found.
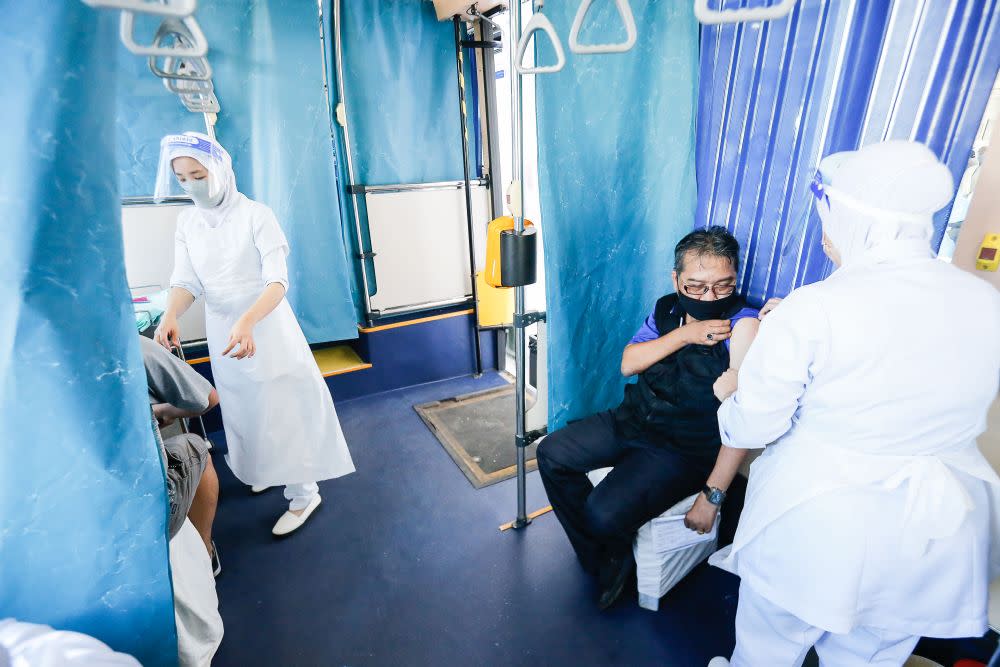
[117,1,358,343]
[535,2,701,429]
[338,1,467,186]
[332,0,475,311]
[697,0,1000,305]
[0,4,176,665]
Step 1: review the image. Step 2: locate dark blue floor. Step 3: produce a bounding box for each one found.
[209,373,741,667]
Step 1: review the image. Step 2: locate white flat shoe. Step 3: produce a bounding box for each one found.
[250,485,271,494]
[707,658,730,667]
[272,495,322,536]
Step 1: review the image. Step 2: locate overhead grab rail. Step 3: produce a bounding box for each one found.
[180,91,220,113]
[81,0,195,17]
[82,0,220,129]
[120,12,208,58]
[150,55,213,82]
[514,1,566,74]
[693,0,799,25]
[569,0,637,54]
[165,76,214,94]
[149,30,215,94]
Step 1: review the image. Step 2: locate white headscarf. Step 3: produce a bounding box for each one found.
[813,140,955,267]
[156,132,246,228]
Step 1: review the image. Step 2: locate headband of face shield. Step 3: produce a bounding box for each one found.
[153,133,231,205]
[810,170,929,229]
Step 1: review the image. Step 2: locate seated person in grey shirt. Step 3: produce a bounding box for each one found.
[141,336,220,574]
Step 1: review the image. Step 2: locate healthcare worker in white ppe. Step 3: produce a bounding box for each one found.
[708,141,1000,667]
[153,132,356,536]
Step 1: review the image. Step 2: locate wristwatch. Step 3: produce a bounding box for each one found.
[703,485,726,506]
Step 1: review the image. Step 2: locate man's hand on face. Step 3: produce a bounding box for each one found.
[684,493,719,535]
[684,319,731,346]
[713,368,738,402]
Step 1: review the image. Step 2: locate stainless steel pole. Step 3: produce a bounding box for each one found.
[332,0,375,326]
[452,17,484,377]
[510,0,529,530]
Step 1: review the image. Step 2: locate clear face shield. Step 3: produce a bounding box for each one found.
[154,133,228,205]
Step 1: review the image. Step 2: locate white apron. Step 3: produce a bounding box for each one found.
[178,200,355,487]
[711,437,1000,637]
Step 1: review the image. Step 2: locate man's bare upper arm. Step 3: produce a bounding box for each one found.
[728,317,761,369]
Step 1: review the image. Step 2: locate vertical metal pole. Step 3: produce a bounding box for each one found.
[474,18,508,372]
[510,0,529,529]
[453,17,484,378]
[477,19,504,220]
[202,112,217,141]
[333,0,375,326]
[171,343,209,442]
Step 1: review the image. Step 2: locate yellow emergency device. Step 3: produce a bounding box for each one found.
[976,233,1000,272]
[475,272,515,327]
[484,216,535,288]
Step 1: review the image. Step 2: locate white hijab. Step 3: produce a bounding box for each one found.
[815,140,955,268]
[161,132,246,228]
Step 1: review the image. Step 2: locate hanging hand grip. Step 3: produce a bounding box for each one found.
[569,0,637,55]
[694,0,798,25]
[120,12,208,57]
[180,91,220,113]
[163,75,214,94]
[515,12,566,74]
[149,21,213,90]
[82,0,196,17]
[149,54,213,81]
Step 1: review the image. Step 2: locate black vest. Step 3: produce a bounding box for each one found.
[613,293,747,463]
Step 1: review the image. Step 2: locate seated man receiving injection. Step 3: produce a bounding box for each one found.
[537,226,766,610]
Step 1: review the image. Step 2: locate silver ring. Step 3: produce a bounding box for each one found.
[707,333,714,340]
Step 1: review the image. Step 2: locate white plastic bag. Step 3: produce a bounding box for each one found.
[635,494,719,611]
[587,469,719,611]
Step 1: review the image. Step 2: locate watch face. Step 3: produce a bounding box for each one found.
[707,489,725,505]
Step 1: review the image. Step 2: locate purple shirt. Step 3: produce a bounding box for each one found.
[629,305,760,349]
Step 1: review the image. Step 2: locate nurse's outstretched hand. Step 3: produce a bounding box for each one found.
[713,368,739,401]
[223,317,256,359]
[154,316,181,351]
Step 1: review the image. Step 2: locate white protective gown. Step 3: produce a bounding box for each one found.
[711,245,1000,638]
[171,194,355,487]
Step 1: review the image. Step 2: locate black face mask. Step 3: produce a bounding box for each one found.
[677,291,737,321]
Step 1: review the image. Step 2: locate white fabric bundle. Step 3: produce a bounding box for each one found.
[588,469,717,611]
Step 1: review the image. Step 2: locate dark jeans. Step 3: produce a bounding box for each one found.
[536,411,746,575]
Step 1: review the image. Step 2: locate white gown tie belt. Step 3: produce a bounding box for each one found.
[883,456,975,556]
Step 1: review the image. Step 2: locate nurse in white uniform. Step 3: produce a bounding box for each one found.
[709,141,1000,666]
[153,132,355,536]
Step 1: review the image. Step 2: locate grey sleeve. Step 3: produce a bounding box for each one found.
[140,336,214,414]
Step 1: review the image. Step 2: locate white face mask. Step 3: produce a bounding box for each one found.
[180,177,222,208]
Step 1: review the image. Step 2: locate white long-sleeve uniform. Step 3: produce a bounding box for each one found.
[712,249,1000,638]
